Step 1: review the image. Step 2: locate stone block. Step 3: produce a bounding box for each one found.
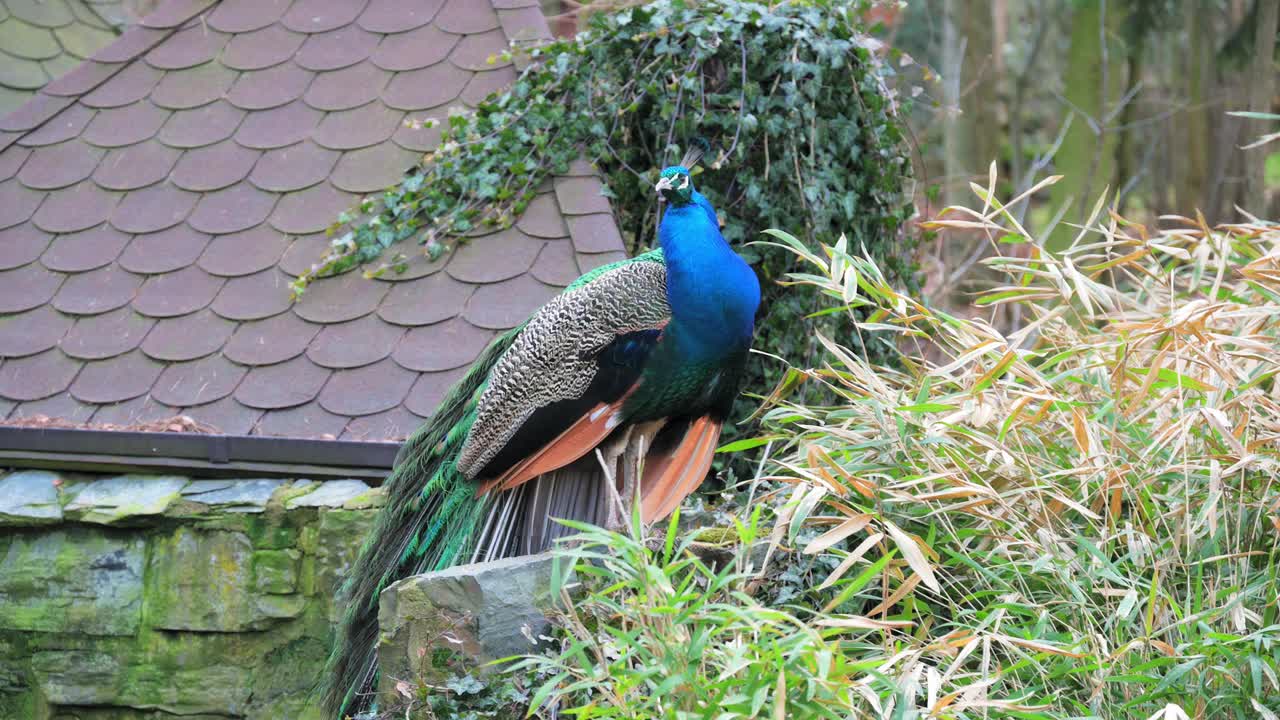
[0,528,144,636]
[286,479,371,509]
[146,528,301,631]
[0,470,63,526]
[377,553,566,695]
[252,549,300,594]
[182,478,288,514]
[64,475,188,525]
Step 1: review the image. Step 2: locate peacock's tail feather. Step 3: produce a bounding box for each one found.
[319,323,520,717]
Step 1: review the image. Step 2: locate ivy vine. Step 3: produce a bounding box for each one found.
[297,0,916,428]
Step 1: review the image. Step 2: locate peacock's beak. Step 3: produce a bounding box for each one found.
[654,176,674,194]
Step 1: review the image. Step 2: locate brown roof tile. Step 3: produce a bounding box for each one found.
[312,101,401,149]
[377,271,471,326]
[205,0,290,34]
[515,190,568,238]
[51,264,139,315]
[187,183,277,234]
[11,393,96,422]
[393,317,493,372]
[330,142,416,193]
[186,394,261,434]
[0,179,43,228]
[70,349,164,403]
[276,232,329,276]
[248,140,337,192]
[0,144,31,181]
[1,93,75,133]
[61,306,154,360]
[403,366,465,417]
[450,29,510,72]
[170,138,261,192]
[152,353,246,406]
[304,61,389,112]
[41,224,129,272]
[436,0,499,34]
[382,63,468,111]
[461,66,516,107]
[149,61,236,109]
[221,23,305,71]
[223,309,317,365]
[32,179,119,233]
[81,100,168,146]
[391,115,443,152]
[93,25,168,64]
[445,227,542,283]
[198,225,290,277]
[529,239,578,287]
[110,182,197,233]
[118,223,208,274]
[41,60,118,97]
[319,356,416,416]
[14,100,92,144]
[465,273,557,329]
[209,267,293,321]
[307,314,404,369]
[282,0,367,34]
[370,22,456,71]
[89,394,177,426]
[81,60,162,108]
[554,175,611,215]
[157,100,245,148]
[234,354,329,410]
[497,6,552,43]
[566,212,625,253]
[577,250,627,274]
[93,140,181,190]
[295,24,380,71]
[358,0,443,33]
[132,265,224,318]
[256,402,347,438]
[292,269,387,323]
[268,180,352,233]
[138,0,216,30]
[232,99,320,149]
[341,404,423,441]
[0,348,81,401]
[7,0,74,26]
[16,137,103,189]
[0,305,72,358]
[0,223,50,269]
[144,23,228,71]
[0,0,622,441]
[141,308,235,361]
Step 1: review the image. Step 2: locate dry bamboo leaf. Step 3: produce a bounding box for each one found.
[804,513,872,555]
[883,521,941,593]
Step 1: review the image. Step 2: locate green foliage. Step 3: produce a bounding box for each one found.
[295,0,916,417]
[514,184,1280,717]
[514,510,875,719]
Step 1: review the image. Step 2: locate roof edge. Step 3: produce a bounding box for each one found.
[0,427,396,481]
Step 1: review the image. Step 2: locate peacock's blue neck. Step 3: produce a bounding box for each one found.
[658,201,759,362]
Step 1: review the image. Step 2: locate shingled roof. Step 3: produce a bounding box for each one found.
[0,0,131,116]
[0,0,626,448]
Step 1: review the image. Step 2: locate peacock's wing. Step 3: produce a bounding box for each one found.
[459,252,670,484]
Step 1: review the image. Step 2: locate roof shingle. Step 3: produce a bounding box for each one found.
[0,0,628,442]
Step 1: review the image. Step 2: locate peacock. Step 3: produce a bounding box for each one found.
[321,143,761,718]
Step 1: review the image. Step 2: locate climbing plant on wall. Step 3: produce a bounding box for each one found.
[297,0,916,426]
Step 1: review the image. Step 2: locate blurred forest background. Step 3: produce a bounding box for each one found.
[541,0,1279,299]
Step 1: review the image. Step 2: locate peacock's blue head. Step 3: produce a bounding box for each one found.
[655,165,695,206]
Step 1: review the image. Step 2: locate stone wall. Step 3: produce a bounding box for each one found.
[0,469,382,720]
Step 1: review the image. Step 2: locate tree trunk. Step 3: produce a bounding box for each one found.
[1176,0,1214,214]
[1046,0,1127,252]
[1244,0,1278,214]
